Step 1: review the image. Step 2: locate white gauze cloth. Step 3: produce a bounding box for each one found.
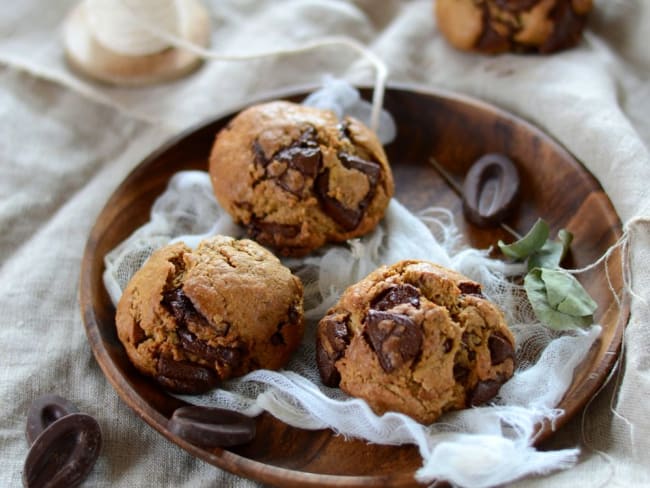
[102,84,601,488]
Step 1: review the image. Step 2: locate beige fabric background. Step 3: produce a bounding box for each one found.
[1,0,649,486]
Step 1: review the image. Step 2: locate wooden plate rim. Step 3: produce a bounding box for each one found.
[79,82,628,487]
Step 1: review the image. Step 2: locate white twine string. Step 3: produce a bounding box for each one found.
[83,0,388,131]
[566,216,649,307]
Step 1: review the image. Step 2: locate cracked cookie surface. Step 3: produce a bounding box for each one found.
[435,0,593,54]
[209,101,394,256]
[316,260,515,424]
[115,236,304,394]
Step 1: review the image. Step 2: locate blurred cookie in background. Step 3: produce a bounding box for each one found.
[435,0,593,54]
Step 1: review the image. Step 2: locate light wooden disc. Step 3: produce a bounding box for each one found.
[63,0,210,86]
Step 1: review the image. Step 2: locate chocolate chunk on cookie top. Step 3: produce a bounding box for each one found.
[209,101,394,256]
[316,260,516,424]
[115,236,304,394]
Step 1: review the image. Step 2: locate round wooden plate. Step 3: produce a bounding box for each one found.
[80,84,627,487]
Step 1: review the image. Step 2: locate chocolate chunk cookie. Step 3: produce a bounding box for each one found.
[316,260,515,424]
[209,101,394,256]
[435,0,593,54]
[115,236,304,394]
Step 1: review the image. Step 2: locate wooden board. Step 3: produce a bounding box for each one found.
[79,85,627,487]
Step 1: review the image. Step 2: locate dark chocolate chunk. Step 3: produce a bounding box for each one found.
[26,394,79,446]
[457,281,483,297]
[131,321,147,345]
[297,125,319,146]
[314,169,363,231]
[323,317,351,356]
[287,304,301,324]
[540,0,587,54]
[252,140,268,167]
[463,153,520,228]
[316,315,351,387]
[443,338,454,353]
[264,127,322,191]
[338,152,381,183]
[271,317,290,347]
[247,219,301,239]
[162,287,245,385]
[164,287,221,336]
[453,364,469,383]
[23,413,101,488]
[314,151,382,231]
[156,356,219,394]
[216,346,243,370]
[270,332,285,346]
[276,168,307,196]
[461,331,478,361]
[371,284,421,311]
[276,145,321,178]
[163,287,195,325]
[168,405,256,448]
[177,328,211,360]
[488,333,515,365]
[178,327,241,367]
[316,340,340,387]
[469,379,503,406]
[475,5,512,53]
[494,0,540,12]
[364,310,422,373]
[337,121,352,141]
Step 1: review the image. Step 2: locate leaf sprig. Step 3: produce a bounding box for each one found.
[498,219,597,331]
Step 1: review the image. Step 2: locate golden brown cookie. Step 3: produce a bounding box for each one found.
[316,260,515,424]
[115,236,304,394]
[209,101,394,257]
[435,0,593,54]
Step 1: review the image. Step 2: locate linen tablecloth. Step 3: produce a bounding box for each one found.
[1,0,649,486]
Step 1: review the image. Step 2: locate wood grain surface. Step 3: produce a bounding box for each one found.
[79,85,627,487]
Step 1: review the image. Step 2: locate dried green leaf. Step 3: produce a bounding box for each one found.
[524,268,596,330]
[528,240,562,270]
[557,229,573,256]
[498,219,549,260]
[528,229,573,270]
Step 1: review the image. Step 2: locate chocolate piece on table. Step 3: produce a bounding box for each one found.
[23,413,101,488]
[168,405,256,447]
[462,153,519,227]
[25,394,80,446]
